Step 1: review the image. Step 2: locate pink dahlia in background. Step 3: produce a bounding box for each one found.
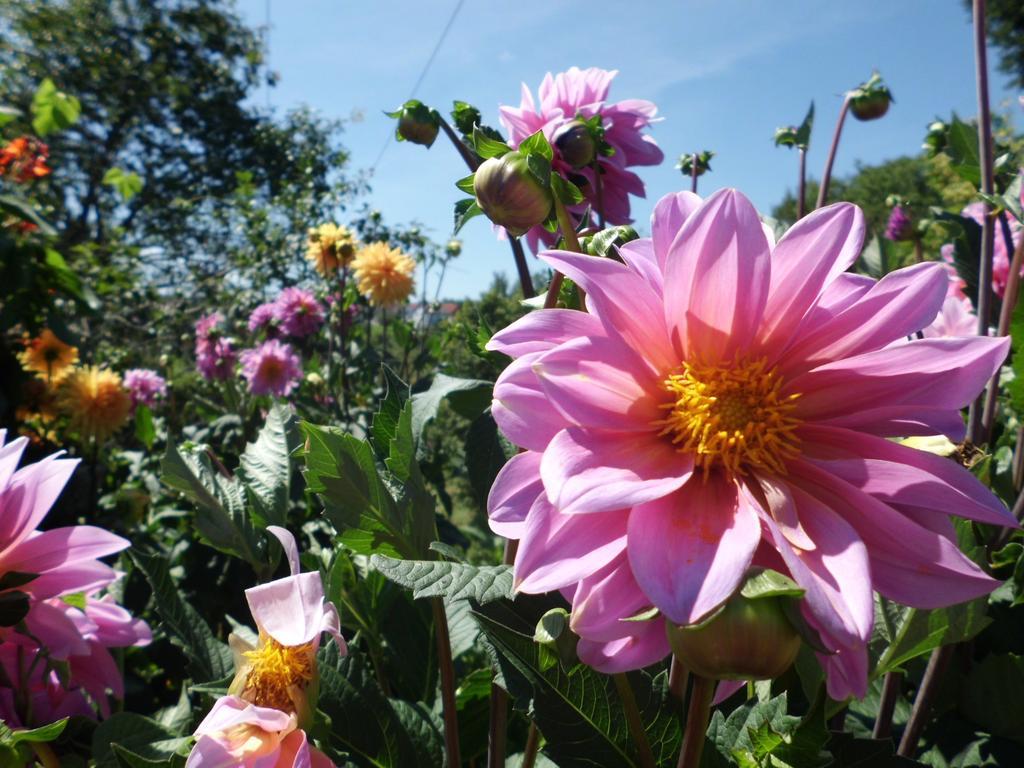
[274,287,325,338]
[499,66,663,252]
[239,340,302,397]
[195,312,238,381]
[123,368,167,408]
[0,432,150,725]
[248,301,280,335]
[883,204,913,242]
[486,188,1014,699]
[952,201,1022,297]
[923,296,977,338]
[188,526,342,767]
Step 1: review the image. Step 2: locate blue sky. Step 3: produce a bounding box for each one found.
[236,0,1017,299]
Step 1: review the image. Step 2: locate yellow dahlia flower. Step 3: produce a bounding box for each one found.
[58,366,132,442]
[18,329,78,382]
[305,223,357,277]
[352,242,416,307]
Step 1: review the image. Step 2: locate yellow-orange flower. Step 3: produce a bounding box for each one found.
[352,242,416,307]
[58,366,132,442]
[305,223,357,277]
[18,329,78,382]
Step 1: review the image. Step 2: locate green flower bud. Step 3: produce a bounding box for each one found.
[665,593,801,681]
[389,100,440,147]
[554,120,597,168]
[445,239,462,258]
[848,73,894,122]
[676,150,715,177]
[473,151,552,237]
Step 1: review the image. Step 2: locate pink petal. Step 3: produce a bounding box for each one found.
[755,481,872,646]
[812,404,970,441]
[195,695,294,735]
[788,460,999,608]
[246,572,331,647]
[800,424,1015,528]
[779,262,948,376]
[541,427,692,514]
[486,309,605,359]
[0,454,78,551]
[570,554,651,641]
[627,474,761,624]
[791,336,1010,426]
[538,249,677,373]
[758,203,865,356]
[26,560,118,599]
[2,526,129,575]
[662,188,771,363]
[514,495,627,593]
[575,619,670,674]
[487,451,544,538]
[23,600,91,657]
[533,336,663,431]
[617,239,663,293]
[0,435,28,495]
[652,191,702,271]
[267,526,300,577]
[713,680,747,705]
[492,352,569,451]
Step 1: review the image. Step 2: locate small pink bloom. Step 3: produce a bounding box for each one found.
[274,287,325,338]
[958,201,1022,297]
[499,66,663,252]
[195,311,225,342]
[239,340,302,397]
[197,338,238,381]
[248,302,280,335]
[922,295,978,338]
[487,189,1014,699]
[186,696,334,768]
[123,368,167,408]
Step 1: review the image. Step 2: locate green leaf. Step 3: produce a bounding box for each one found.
[472,597,681,767]
[127,549,234,683]
[1007,289,1024,417]
[44,247,98,308]
[161,443,262,565]
[946,115,981,187]
[470,126,510,159]
[932,209,984,312]
[237,404,297,527]
[317,644,439,768]
[91,713,190,768]
[0,105,21,127]
[454,173,476,195]
[4,719,67,745]
[857,234,890,278]
[371,366,410,458]
[0,194,57,237]
[551,173,585,205]
[740,568,805,600]
[464,411,511,517]
[795,101,815,149]
[519,130,553,161]
[960,653,1024,744]
[134,404,155,450]
[102,167,144,202]
[872,595,990,678]
[824,731,925,767]
[370,555,513,603]
[453,198,482,234]
[410,374,492,447]
[300,423,412,558]
[31,78,81,136]
[706,692,829,768]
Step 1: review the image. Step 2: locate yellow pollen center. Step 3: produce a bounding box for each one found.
[241,637,314,712]
[656,358,802,477]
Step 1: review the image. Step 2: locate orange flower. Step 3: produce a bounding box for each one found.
[58,366,132,443]
[18,329,78,382]
[351,242,416,307]
[305,223,357,277]
[0,136,51,182]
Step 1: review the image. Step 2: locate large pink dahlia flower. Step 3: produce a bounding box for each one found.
[499,66,663,253]
[486,188,1014,699]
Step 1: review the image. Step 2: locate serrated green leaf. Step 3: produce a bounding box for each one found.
[128,549,234,683]
[102,167,144,202]
[471,126,511,160]
[91,713,190,768]
[946,115,981,187]
[410,374,492,449]
[960,653,1024,744]
[519,130,554,161]
[236,404,297,527]
[370,555,512,603]
[453,198,482,234]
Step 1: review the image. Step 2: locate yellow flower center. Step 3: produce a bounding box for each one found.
[240,637,314,712]
[656,358,801,477]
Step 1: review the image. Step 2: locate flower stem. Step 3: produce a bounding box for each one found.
[690,153,699,195]
[898,644,954,757]
[486,538,519,768]
[431,597,462,768]
[668,655,689,706]
[872,670,903,740]
[816,95,850,209]
[797,148,807,219]
[677,674,715,768]
[613,673,656,768]
[967,0,997,445]
[544,195,583,309]
[438,116,481,171]
[522,723,541,768]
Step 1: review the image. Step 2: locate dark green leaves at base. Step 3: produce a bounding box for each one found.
[370,555,512,603]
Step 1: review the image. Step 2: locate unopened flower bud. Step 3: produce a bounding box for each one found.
[848,73,893,122]
[390,100,440,147]
[923,120,948,156]
[665,592,801,680]
[446,239,462,257]
[884,204,914,242]
[554,120,597,168]
[677,150,714,177]
[473,151,552,237]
